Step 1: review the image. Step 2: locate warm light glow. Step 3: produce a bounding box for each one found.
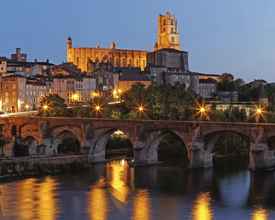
[113,89,122,99]
[254,105,265,122]
[192,192,213,220]
[196,103,210,120]
[17,178,36,220]
[256,108,263,115]
[132,190,151,220]
[200,107,206,113]
[120,159,126,166]
[71,92,80,102]
[95,105,102,112]
[38,177,59,220]
[88,178,108,220]
[252,208,268,220]
[43,105,49,111]
[107,160,130,203]
[91,91,100,98]
[138,105,145,113]
[25,104,30,110]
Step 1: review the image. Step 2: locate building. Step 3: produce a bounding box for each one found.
[0,73,50,112]
[0,58,7,74]
[66,38,147,72]
[2,48,54,76]
[66,11,182,73]
[51,63,96,105]
[154,11,181,51]
[198,78,217,99]
[206,101,265,117]
[147,48,189,73]
[25,79,49,110]
[11,48,27,62]
[115,72,152,93]
[1,74,26,112]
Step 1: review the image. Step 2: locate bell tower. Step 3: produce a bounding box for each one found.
[155,11,181,51]
[66,37,73,63]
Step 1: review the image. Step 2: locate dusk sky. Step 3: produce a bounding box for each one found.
[1,0,275,81]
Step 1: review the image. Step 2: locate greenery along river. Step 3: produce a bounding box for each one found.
[0,160,275,220]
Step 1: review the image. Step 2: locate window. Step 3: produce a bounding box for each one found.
[171,36,175,43]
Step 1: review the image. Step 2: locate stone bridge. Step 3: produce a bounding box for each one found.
[1,116,275,170]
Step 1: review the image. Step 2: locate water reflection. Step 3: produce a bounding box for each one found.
[251,208,268,220]
[88,178,108,220]
[17,178,36,220]
[132,190,151,220]
[106,160,131,203]
[192,192,213,220]
[2,161,275,219]
[38,177,59,220]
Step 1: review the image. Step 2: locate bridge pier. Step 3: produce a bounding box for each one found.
[249,142,275,171]
[189,141,213,169]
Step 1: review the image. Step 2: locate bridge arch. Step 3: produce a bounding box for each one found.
[203,129,251,153]
[55,130,81,155]
[203,130,251,167]
[144,129,189,165]
[89,127,134,162]
[22,136,39,155]
[51,125,83,155]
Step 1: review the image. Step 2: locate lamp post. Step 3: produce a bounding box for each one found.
[25,104,30,111]
[43,104,49,111]
[196,103,210,121]
[255,106,264,123]
[94,105,102,118]
[137,104,145,119]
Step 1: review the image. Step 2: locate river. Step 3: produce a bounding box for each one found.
[0,160,274,220]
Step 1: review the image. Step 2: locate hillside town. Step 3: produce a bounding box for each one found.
[0,12,273,119]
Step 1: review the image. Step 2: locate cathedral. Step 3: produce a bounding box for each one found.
[66,11,182,72]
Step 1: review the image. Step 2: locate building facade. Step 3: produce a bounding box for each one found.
[66,38,147,72]
[154,11,181,51]
[66,11,182,73]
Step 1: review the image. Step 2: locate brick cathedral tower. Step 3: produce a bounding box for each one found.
[155,11,181,51]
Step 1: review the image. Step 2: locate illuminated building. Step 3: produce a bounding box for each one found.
[67,11,182,73]
[67,38,147,72]
[51,63,96,105]
[0,74,50,112]
[154,11,181,51]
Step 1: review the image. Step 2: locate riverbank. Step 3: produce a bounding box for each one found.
[0,155,90,180]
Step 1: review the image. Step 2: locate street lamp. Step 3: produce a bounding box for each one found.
[196,103,210,120]
[25,104,30,111]
[138,105,145,113]
[43,105,49,111]
[71,93,80,102]
[113,89,122,99]
[95,105,101,112]
[255,106,264,123]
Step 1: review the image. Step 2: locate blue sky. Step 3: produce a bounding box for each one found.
[1,0,275,81]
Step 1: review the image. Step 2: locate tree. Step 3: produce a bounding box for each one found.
[39,94,68,117]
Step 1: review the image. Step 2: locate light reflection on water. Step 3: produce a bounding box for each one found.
[0,160,275,220]
[251,208,268,220]
[192,192,213,220]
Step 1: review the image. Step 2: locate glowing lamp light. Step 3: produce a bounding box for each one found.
[25,104,30,110]
[72,93,80,102]
[196,103,210,120]
[256,108,263,115]
[43,105,49,111]
[95,105,101,112]
[138,105,144,113]
[199,107,206,114]
[91,91,100,98]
